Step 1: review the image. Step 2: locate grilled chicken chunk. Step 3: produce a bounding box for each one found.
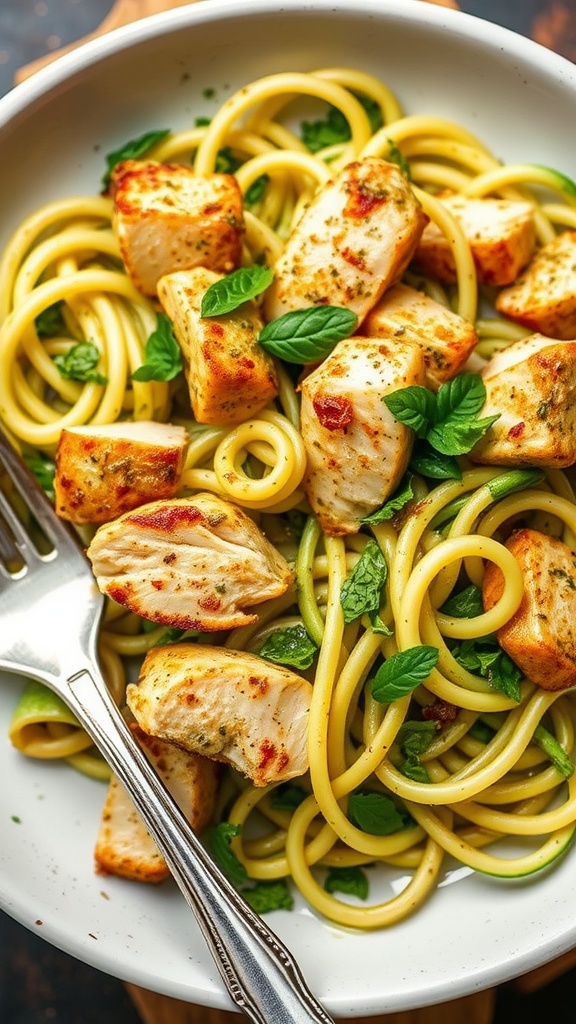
[483,528,576,691]
[413,192,535,286]
[264,157,427,326]
[300,336,426,535]
[86,491,295,631]
[496,230,576,339]
[157,267,278,424]
[361,282,478,389]
[54,420,188,524]
[95,722,219,882]
[470,333,576,467]
[110,160,244,296]
[126,644,312,786]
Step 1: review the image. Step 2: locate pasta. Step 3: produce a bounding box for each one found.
[3,65,576,931]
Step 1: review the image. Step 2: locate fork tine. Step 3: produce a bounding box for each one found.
[0,425,76,556]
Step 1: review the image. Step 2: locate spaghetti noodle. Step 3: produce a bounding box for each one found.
[3,66,576,930]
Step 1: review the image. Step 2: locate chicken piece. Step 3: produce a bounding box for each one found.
[157,267,278,424]
[126,644,312,786]
[299,336,426,536]
[94,722,219,882]
[361,282,478,389]
[413,192,536,286]
[496,230,576,339]
[110,160,244,296]
[54,420,188,524]
[483,528,576,691]
[470,333,576,467]
[264,157,427,326]
[86,491,294,630]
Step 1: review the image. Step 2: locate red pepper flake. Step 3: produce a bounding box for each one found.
[507,421,525,440]
[313,394,353,430]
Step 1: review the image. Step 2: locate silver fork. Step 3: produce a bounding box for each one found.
[0,425,336,1024]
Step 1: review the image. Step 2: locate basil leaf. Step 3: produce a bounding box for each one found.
[384,385,436,437]
[208,822,247,887]
[371,645,439,704]
[301,105,351,152]
[469,719,496,744]
[324,865,369,900]
[54,341,107,384]
[243,880,294,914]
[23,453,56,500]
[386,138,411,180]
[132,313,183,382]
[451,638,522,702]
[368,609,393,636]
[340,540,387,624]
[385,372,500,458]
[409,442,462,481]
[533,725,574,779]
[348,791,412,835]
[361,474,414,524]
[300,93,382,154]
[201,265,274,317]
[395,720,436,783]
[427,374,500,455]
[258,623,318,670]
[35,302,65,338]
[258,306,358,364]
[269,783,308,812]
[102,129,170,189]
[440,584,484,619]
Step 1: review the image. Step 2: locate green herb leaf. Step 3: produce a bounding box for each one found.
[258,623,318,670]
[486,468,545,501]
[340,540,387,624]
[410,442,462,481]
[371,645,439,704]
[468,719,496,744]
[208,822,248,887]
[427,374,500,455]
[533,725,574,779]
[368,609,393,636]
[451,637,522,702]
[23,453,56,500]
[324,865,369,900]
[132,313,183,382]
[201,265,274,317]
[243,880,294,914]
[300,93,382,154]
[395,720,436,783]
[258,306,358,364]
[54,341,107,384]
[386,138,411,180]
[269,783,308,812]
[384,385,437,437]
[440,584,484,619]
[102,129,170,189]
[35,302,65,338]
[361,474,414,524]
[348,791,412,835]
[385,373,500,458]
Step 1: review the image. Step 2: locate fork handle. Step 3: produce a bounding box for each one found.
[65,666,335,1024]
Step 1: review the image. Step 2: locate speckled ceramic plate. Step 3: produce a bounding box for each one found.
[1,1,576,1015]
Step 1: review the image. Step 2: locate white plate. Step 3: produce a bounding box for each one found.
[2,1,576,1015]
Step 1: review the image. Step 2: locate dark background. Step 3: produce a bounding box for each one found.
[1,1,576,1021]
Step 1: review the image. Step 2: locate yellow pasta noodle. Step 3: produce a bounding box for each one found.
[3,65,576,933]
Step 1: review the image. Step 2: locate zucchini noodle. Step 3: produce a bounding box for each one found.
[3,65,576,932]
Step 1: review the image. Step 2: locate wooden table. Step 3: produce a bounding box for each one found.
[14,1,576,1021]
